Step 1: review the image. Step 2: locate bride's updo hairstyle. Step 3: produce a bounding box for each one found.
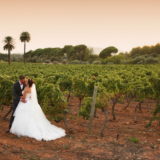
[28,79,34,88]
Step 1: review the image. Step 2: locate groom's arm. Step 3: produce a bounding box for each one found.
[13,83,22,98]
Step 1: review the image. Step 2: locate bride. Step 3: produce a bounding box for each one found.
[10,79,66,141]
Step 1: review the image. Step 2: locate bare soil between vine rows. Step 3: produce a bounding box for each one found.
[0,97,160,160]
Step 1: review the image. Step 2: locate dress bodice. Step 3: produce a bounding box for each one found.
[22,91,32,101]
[25,93,32,101]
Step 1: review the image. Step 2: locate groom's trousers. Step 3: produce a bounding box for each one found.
[9,100,19,130]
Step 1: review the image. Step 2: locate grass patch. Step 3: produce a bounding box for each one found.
[128,137,139,143]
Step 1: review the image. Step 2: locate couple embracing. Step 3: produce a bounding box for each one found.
[8,75,66,141]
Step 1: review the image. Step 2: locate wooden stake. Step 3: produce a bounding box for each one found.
[88,86,98,135]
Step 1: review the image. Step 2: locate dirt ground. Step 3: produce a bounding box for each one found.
[0,98,160,160]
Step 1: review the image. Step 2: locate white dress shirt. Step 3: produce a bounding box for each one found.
[19,81,23,90]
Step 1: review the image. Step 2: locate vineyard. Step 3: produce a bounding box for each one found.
[0,62,160,159]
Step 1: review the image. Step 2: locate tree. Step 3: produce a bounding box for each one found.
[20,32,31,63]
[99,46,118,58]
[74,44,90,61]
[62,45,75,60]
[151,43,160,55]
[3,36,15,65]
[103,54,126,64]
[0,53,8,61]
[88,54,99,63]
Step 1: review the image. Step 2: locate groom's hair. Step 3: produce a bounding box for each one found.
[19,75,25,80]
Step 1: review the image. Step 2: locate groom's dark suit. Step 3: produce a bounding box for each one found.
[9,81,25,129]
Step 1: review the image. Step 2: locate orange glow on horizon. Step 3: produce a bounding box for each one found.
[0,0,160,53]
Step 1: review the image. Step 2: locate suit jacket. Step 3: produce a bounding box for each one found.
[13,81,25,103]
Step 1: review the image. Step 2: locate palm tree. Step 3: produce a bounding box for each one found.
[3,36,15,65]
[20,32,31,63]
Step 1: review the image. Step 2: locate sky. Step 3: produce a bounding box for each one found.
[0,0,160,54]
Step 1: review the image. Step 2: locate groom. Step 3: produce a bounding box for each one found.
[8,75,26,131]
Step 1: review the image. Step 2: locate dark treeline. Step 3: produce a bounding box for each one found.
[24,45,98,63]
[128,43,160,64]
[101,43,160,64]
[1,43,160,64]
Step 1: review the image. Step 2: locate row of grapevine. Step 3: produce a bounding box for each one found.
[0,63,160,126]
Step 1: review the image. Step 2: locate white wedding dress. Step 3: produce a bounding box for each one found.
[10,84,66,141]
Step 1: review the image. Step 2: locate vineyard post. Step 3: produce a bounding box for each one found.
[100,107,108,137]
[88,86,98,135]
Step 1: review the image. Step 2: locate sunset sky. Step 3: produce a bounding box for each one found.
[0,0,160,54]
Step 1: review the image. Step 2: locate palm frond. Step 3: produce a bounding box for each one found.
[20,32,31,42]
[3,36,15,51]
